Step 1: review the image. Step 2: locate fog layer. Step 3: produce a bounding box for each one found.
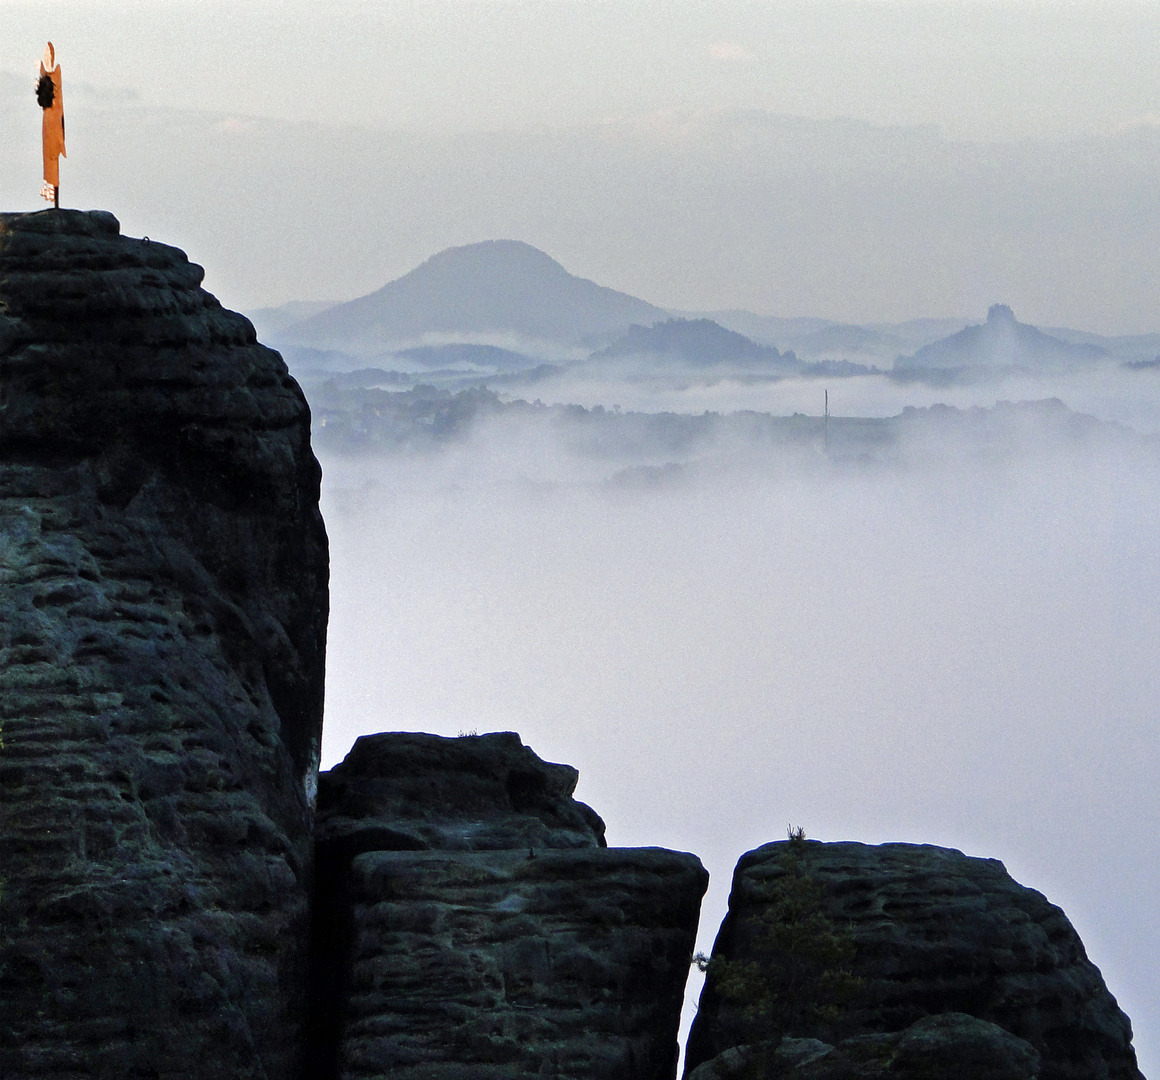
[318,395,1160,1074]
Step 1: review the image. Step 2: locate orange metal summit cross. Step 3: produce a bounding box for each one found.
[37,42,65,208]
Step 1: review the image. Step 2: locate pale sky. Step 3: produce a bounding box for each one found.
[3,0,1160,140]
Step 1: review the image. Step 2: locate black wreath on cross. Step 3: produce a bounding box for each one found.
[36,73,54,109]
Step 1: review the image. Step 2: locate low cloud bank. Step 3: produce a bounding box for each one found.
[318,394,1160,1073]
[485,364,1160,435]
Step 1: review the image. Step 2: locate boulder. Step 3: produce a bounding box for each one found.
[309,732,707,1080]
[886,1013,1041,1080]
[314,730,607,855]
[684,841,1143,1080]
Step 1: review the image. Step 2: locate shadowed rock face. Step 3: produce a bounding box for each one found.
[0,210,328,1080]
[315,730,608,855]
[684,841,1143,1080]
[309,732,707,1080]
[343,847,707,1080]
[687,1014,1043,1080]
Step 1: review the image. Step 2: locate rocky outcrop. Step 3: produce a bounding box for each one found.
[309,732,708,1080]
[0,210,328,1080]
[685,841,1143,1080]
[0,210,1146,1080]
[896,303,1108,376]
[313,730,608,855]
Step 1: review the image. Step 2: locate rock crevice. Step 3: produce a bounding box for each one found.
[309,732,708,1080]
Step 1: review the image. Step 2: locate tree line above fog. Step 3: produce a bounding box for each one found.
[308,384,1144,469]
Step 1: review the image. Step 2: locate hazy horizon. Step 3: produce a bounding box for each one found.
[6,1,1160,141]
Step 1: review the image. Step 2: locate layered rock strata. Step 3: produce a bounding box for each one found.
[684,841,1143,1080]
[313,729,608,854]
[0,210,328,1080]
[310,732,709,1080]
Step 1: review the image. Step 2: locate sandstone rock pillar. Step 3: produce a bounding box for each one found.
[0,210,329,1080]
[685,840,1144,1080]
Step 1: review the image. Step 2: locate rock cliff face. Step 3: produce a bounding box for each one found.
[0,210,328,1079]
[310,732,709,1080]
[685,841,1143,1080]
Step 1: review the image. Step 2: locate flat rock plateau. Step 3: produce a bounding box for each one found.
[0,210,1146,1080]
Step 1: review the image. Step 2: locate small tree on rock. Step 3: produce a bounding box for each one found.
[695,830,860,1078]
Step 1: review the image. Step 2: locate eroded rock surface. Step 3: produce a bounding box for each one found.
[0,210,328,1080]
[314,730,607,855]
[310,732,707,1080]
[688,1015,1042,1080]
[685,841,1143,1080]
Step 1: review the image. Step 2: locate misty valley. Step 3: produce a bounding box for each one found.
[308,384,1149,479]
[273,239,1160,1076]
[275,238,1160,501]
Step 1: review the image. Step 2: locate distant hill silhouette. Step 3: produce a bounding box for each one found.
[796,323,893,355]
[592,318,804,371]
[275,240,667,356]
[245,300,339,341]
[678,311,973,364]
[897,304,1109,374]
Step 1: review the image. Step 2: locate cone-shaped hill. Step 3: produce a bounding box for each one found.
[276,240,667,356]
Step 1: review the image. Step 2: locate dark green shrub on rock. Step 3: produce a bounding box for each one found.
[695,832,861,1077]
